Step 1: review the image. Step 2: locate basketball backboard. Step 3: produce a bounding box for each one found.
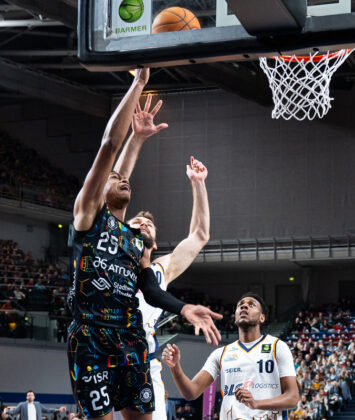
[78,0,355,71]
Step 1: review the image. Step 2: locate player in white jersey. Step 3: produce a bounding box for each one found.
[113,94,211,420]
[162,293,299,420]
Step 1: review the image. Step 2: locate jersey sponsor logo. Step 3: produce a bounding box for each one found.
[80,256,95,272]
[92,277,111,291]
[224,353,238,362]
[139,388,152,403]
[225,367,242,374]
[112,281,134,298]
[224,381,279,396]
[224,383,243,396]
[261,344,272,353]
[243,380,254,388]
[93,256,137,281]
[133,237,144,252]
[107,216,118,230]
[82,371,109,384]
[243,380,279,390]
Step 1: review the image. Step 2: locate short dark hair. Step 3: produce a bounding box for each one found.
[26,390,35,395]
[237,292,268,319]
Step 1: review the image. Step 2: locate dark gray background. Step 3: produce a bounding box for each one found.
[1,88,355,242]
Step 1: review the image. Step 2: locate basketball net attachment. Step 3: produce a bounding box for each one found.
[259,49,354,121]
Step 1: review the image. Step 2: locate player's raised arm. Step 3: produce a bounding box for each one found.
[73,69,149,231]
[113,93,168,179]
[162,344,214,400]
[154,156,210,283]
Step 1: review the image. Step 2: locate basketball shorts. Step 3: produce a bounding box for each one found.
[113,357,166,420]
[67,321,155,418]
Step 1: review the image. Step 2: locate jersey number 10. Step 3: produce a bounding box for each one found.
[257,359,274,373]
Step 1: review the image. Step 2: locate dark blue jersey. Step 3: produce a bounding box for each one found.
[68,204,145,329]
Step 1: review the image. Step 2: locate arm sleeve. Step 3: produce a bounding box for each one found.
[276,340,297,378]
[137,268,185,314]
[201,347,224,380]
[7,404,21,415]
[39,405,57,414]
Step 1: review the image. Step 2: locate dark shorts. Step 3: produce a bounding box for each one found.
[67,321,154,418]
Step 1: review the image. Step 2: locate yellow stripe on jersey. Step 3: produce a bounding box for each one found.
[220,345,228,398]
[154,262,165,273]
[220,345,228,369]
[273,338,279,360]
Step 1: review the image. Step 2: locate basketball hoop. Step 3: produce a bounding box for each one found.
[259,49,354,121]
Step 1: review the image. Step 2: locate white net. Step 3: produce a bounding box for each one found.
[259,49,354,121]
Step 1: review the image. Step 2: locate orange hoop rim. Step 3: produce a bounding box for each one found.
[272,49,353,62]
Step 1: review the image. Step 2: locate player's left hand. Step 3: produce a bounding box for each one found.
[180,304,222,346]
[132,93,168,139]
[186,156,208,182]
[235,387,258,409]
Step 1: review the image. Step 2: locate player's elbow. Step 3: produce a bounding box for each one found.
[286,391,300,408]
[181,389,200,401]
[101,136,122,153]
[199,230,210,244]
[192,230,210,246]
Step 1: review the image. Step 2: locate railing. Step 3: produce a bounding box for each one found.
[155,235,355,263]
[0,184,74,211]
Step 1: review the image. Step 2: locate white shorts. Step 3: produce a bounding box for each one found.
[113,358,166,420]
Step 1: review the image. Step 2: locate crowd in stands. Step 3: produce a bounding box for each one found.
[166,287,238,338]
[286,305,355,419]
[0,239,71,339]
[0,131,80,211]
[1,235,354,420]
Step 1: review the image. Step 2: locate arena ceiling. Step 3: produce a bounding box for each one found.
[0,0,354,118]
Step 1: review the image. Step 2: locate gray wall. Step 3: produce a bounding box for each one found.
[0,343,72,398]
[1,89,355,242]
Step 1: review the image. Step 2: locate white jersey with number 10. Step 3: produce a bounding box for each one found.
[203,334,296,420]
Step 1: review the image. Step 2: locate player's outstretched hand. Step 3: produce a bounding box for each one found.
[132,93,168,139]
[181,304,222,346]
[186,156,208,182]
[162,343,180,368]
[235,387,258,409]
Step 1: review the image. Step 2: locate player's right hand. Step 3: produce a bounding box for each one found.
[132,93,168,139]
[162,343,180,368]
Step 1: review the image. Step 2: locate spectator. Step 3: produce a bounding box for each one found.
[1,390,66,420]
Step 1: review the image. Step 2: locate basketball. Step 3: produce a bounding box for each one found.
[119,0,144,23]
[152,7,201,34]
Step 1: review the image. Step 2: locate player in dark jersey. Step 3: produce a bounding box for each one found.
[67,68,222,420]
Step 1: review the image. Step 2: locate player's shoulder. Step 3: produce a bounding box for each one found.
[208,345,227,361]
[266,334,290,348]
